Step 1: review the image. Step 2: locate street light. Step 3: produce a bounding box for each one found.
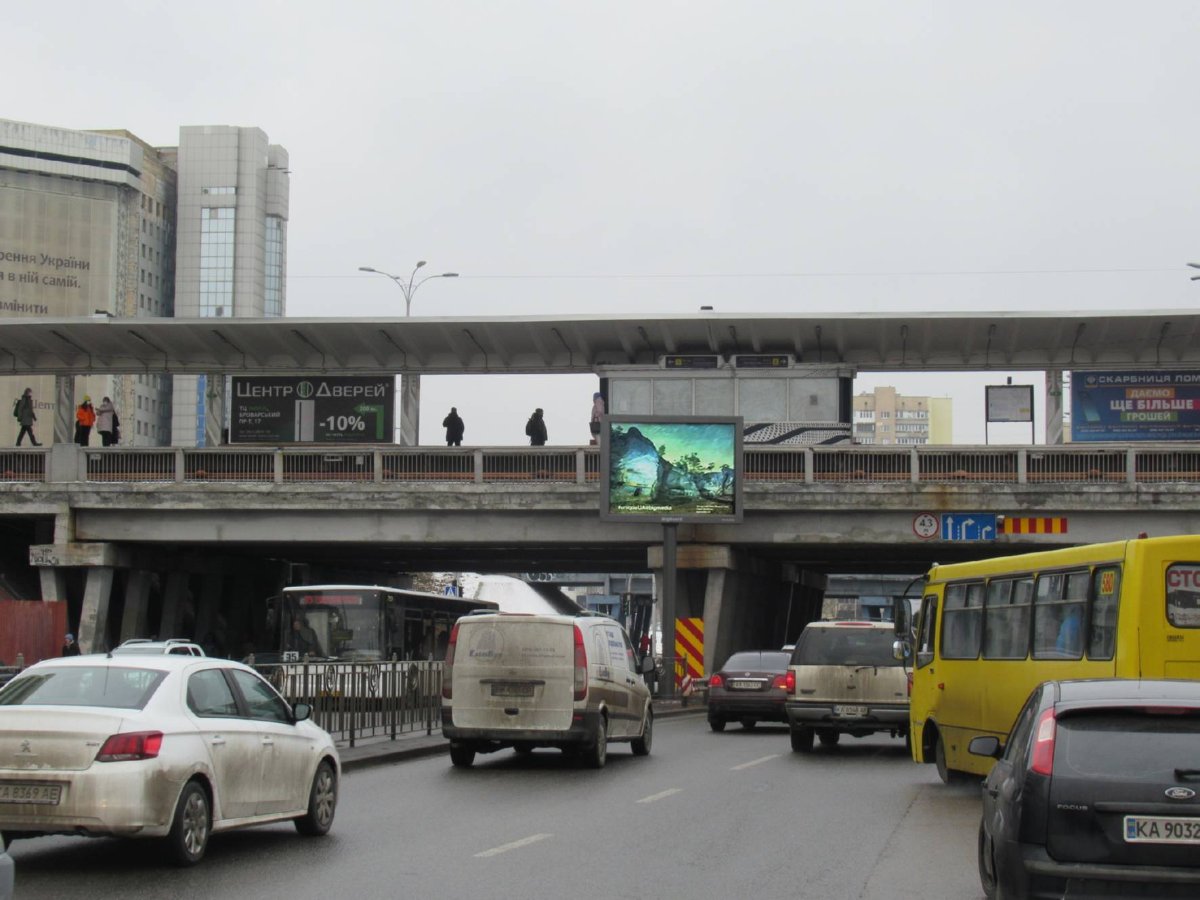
[359,261,460,445]
[1189,262,1200,281]
[358,263,459,316]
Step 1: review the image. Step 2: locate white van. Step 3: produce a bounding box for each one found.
[441,612,654,768]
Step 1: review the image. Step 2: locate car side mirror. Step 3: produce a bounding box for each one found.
[638,654,656,675]
[968,735,1002,759]
[292,702,312,722]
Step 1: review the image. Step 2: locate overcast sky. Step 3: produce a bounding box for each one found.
[7,1,1198,445]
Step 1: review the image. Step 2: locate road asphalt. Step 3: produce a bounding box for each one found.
[337,698,707,771]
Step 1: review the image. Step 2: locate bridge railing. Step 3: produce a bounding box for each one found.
[3,443,1200,486]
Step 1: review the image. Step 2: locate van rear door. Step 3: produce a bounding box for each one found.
[450,617,576,731]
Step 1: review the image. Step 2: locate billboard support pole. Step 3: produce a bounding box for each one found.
[659,522,678,700]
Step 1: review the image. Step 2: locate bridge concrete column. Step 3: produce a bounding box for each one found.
[193,573,225,651]
[77,567,114,653]
[159,572,191,639]
[1046,368,1064,445]
[120,570,154,642]
[53,374,76,446]
[205,373,228,447]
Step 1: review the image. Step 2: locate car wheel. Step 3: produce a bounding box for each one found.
[817,730,841,747]
[977,821,999,900]
[294,760,337,836]
[450,743,476,768]
[935,733,966,784]
[741,718,757,730]
[583,716,608,768]
[631,708,653,756]
[166,781,210,866]
[708,718,726,732]
[790,726,814,753]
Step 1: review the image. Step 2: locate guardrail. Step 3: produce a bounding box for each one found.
[255,660,443,747]
[1,443,1199,486]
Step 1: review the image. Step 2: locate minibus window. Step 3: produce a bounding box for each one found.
[1032,570,1087,660]
[983,577,1033,659]
[916,594,938,668]
[942,582,983,659]
[1166,563,1200,629]
[1088,566,1120,659]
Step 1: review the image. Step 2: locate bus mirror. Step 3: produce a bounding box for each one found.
[892,639,911,662]
[892,597,908,637]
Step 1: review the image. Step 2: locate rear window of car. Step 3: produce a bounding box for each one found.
[1057,709,1200,779]
[0,666,167,710]
[721,651,790,672]
[793,627,900,667]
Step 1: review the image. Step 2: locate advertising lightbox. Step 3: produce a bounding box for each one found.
[230,376,395,444]
[601,416,743,523]
[1071,370,1200,442]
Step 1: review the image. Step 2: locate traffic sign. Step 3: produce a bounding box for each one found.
[941,513,998,542]
[913,512,939,540]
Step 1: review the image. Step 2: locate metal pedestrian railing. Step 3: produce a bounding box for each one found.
[255,660,443,747]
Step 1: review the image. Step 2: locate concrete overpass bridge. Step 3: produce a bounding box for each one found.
[4,440,1200,671]
[3,308,1200,670]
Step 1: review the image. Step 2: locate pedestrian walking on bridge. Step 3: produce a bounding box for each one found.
[525,408,547,446]
[443,407,465,446]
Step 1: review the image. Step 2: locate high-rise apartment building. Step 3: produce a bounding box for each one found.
[171,126,289,445]
[853,386,952,445]
[0,118,177,446]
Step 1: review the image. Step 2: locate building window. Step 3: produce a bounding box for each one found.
[200,207,235,318]
[264,215,284,318]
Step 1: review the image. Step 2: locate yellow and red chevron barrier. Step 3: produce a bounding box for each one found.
[674,617,704,688]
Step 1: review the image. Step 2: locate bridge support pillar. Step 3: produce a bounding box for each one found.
[193,573,225,653]
[120,570,154,642]
[38,568,68,604]
[159,572,191,639]
[78,566,114,653]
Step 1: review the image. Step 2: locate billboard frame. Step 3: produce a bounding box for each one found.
[599,414,744,524]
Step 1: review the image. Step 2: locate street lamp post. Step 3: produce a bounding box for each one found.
[359,262,459,445]
[1189,262,1200,281]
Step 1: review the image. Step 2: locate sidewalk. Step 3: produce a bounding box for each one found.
[338,699,706,772]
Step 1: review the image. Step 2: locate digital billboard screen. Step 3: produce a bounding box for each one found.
[601,416,743,522]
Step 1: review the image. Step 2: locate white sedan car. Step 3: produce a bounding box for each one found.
[0,654,339,865]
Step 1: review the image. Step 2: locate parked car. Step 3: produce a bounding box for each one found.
[707,650,793,731]
[0,831,11,900]
[0,654,338,865]
[110,638,206,657]
[971,678,1200,900]
[784,621,909,752]
[442,612,654,768]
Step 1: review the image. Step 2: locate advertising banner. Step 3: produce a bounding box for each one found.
[230,376,394,444]
[1070,371,1200,442]
[601,416,743,522]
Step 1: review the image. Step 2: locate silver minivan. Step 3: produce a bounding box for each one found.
[441,612,654,768]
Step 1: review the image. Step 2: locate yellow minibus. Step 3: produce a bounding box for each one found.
[903,534,1200,782]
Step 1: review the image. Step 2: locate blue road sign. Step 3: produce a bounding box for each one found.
[941,513,998,542]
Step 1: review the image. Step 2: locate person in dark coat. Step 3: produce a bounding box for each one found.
[14,387,40,446]
[443,407,465,447]
[61,633,81,656]
[525,408,548,446]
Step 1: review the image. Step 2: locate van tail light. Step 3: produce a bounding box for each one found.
[95,731,163,762]
[1030,708,1057,776]
[710,673,725,689]
[771,672,796,694]
[573,625,588,701]
[442,623,459,700]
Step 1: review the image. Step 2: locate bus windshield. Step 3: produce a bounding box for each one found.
[281,589,384,661]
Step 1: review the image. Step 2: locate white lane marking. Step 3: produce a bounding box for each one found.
[637,788,683,804]
[474,833,553,858]
[731,754,780,771]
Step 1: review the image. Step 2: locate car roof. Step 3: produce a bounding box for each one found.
[804,620,894,630]
[20,654,245,673]
[460,612,618,626]
[1051,678,1200,709]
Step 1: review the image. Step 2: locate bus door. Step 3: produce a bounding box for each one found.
[1162,561,1200,678]
[936,581,985,749]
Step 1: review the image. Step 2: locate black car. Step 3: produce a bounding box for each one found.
[707,650,793,731]
[971,678,1200,900]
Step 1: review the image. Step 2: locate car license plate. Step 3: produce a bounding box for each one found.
[1124,815,1200,844]
[0,782,62,805]
[731,680,761,690]
[834,704,867,717]
[491,683,535,698]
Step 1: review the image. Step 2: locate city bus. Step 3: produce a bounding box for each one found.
[264,585,498,663]
[902,534,1200,782]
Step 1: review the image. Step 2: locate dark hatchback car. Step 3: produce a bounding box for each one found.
[707,650,793,731]
[971,679,1200,900]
